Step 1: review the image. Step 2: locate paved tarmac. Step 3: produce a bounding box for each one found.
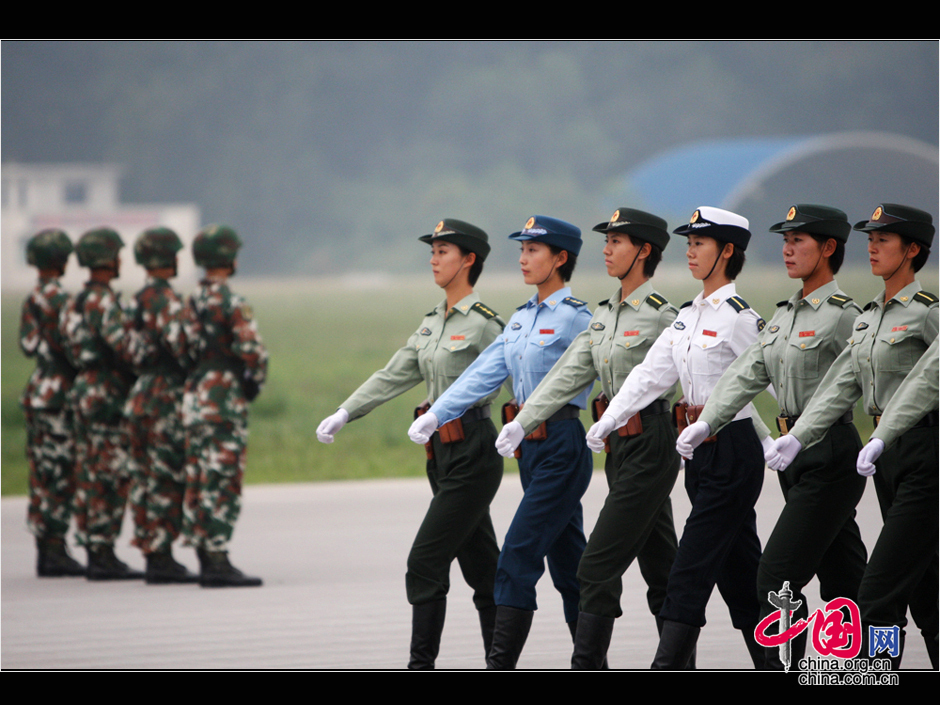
[1,468,933,670]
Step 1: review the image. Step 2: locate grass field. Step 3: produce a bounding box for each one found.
[3,264,936,496]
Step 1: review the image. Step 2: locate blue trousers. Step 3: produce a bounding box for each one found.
[494,417,593,624]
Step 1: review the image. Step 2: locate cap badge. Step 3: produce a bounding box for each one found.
[786,206,796,222]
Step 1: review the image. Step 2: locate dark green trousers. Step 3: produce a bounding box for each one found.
[861,423,938,642]
[757,423,868,626]
[406,417,503,610]
[577,411,680,619]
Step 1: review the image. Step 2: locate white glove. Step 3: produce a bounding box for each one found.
[495,421,525,458]
[316,408,349,444]
[856,438,885,477]
[765,434,802,471]
[676,421,712,459]
[585,414,618,454]
[408,412,439,445]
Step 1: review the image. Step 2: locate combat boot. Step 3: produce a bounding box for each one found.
[197,548,262,588]
[485,606,533,670]
[36,537,85,577]
[145,548,199,584]
[86,544,145,581]
[651,619,700,670]
[408,599,447,670]
[570,611,614,670]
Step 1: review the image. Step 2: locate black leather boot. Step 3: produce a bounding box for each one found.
[408,599,446,670]
[651,619,700,670]
[570,612,615,670]
[657,615,696,669]
[485,606,534,670]
[36,537,85,577]
[145,548,199,584]
[86,544,144,581]
[197,548,262,587]
[478,605,497,660]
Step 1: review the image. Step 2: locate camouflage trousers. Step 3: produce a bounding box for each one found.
[25,409,76,540]
[73,420,131,547]
[182,421,247,552]
[127,414,187,555]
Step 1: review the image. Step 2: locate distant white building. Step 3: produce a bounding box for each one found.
[2,162,201,293]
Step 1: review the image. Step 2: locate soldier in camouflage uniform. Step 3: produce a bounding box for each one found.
[20,229,85,577]
[60,227,142,580]
[124,227,199,584]
[182,224,267,587]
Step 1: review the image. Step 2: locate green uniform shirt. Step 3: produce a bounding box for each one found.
[340,292,505,421]
[791,280,939,448]
[699,280,861,432]
[514,281,678,435]
[870,334,939,446]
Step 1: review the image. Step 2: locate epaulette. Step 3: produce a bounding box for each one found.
[914,291,939,306]
[516,303,528,311]
[864,302,876,311]
[776,300,789,308]
[680,300,694,310]
[645,293,669,310]
[726,296,750,313]
[471,302,500,320]
[828,293,861,313]
[597,299,610,307]
[828,293,851,306]
[563,296,588,308]
[425,309,438,317]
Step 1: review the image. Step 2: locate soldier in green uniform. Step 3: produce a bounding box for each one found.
[766,204,938,669]
[20,229,84,577]
[60,227,142,580]
[494,208,681,669]
[125,227,198,584]
[678,204,868,670]
[317,219,504,669]
[182,224,267,587]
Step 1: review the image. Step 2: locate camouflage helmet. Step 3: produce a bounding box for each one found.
[76,227,125,268]
[134,226,183,269]
[26,229,73,270]
[193,224,242,268]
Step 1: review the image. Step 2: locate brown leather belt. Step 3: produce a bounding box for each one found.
[415,403,491,459]
[501,400,580,458]
[872,410,937,430]
[673,402,717,443]
[777,410,852,435]
[592,394,670,453]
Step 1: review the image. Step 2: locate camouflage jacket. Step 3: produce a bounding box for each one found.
[124,276,191,420]
[20,276,77,411]
[59,280,134,425]
[182,279,268,425]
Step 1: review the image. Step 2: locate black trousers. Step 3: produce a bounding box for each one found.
[659,419,764,630]
[406,417,503,610]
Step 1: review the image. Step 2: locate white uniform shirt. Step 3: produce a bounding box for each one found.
[604,282,768,433]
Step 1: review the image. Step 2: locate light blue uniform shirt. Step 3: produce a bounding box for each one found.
[429,286,593,424]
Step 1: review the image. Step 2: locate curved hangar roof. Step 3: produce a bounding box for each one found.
[625,131,939,265]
